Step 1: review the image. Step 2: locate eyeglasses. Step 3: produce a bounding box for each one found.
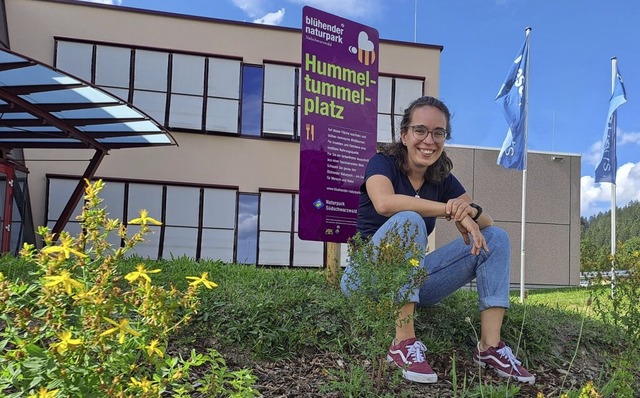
[408,125,447,142]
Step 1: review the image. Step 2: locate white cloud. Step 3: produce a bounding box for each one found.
[287,0,382,20]
[231,0,267,18]
[581,128,640,216]
[581,162,640,217]
[586,129,640,167]
[616,162,640,205]
[585,140,602,166]
[80,0,122,4]
[254,8,285,25]
[619,131,640,145]
[231,0,285,25]
[237,212,258,240]
[231,0,383,25]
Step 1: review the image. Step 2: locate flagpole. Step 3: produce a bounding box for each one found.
[519,27,531,303]
[610,57,617,298]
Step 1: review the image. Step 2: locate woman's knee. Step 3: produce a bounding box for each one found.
[387,211,427,237]
[484,226,510,251]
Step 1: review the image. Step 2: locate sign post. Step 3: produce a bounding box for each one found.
[298,7,379,284]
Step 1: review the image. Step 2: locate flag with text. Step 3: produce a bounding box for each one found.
[595,65,627,184]
[496,33,529,170]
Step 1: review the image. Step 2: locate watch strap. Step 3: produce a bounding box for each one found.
[470,203,482,221]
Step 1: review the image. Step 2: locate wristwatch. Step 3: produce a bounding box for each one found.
[470,203,482,222]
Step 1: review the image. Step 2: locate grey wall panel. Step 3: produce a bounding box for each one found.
[492,221,570,286]
[525,153,571,224]
[435,214,576,286]
[472,149,523,223]
[522,223,571,285]
[445,147,475,198]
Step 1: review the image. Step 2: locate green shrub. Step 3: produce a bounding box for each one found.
[340,221,428,392]
[592,240,640,346]
[0,179,258,397]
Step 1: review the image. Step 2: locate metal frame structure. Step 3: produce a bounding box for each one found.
[0,47,176,238]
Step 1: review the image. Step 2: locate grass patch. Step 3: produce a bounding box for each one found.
[522,286,606,316]
[1,256,637,396]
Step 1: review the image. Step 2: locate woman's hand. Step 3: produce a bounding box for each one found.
[445,198,475,222]
[454,216,489,255]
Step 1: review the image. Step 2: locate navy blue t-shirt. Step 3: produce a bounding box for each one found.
[356,153,466,238]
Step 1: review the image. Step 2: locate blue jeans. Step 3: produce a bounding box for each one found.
[341,211,511,311]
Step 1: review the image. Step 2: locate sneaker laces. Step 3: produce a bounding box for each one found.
[496,345,523,375]
[405,340,427,363]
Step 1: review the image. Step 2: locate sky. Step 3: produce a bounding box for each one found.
[82,0,640,218]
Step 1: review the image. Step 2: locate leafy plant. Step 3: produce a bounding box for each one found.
[592,239,640,346]
[0,179,258,397]
[341,220,428,392]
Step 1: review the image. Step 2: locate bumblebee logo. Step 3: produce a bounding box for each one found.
[349,31,376,66]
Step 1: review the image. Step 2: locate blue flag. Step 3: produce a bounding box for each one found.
[595,65,627,184]
[496,33,529,170]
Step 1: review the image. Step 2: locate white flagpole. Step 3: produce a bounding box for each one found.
[519,27,531,303]
[610,57,617,298]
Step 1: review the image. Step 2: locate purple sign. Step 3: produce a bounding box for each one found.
[298,6,379,243]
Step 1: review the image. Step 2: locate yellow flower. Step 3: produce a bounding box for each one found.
[41,235,87,259]
[20,242,36,257]
[125,264,161,284]
[129,377,154,393]
[83,178,105,199]
[27,387,60,398]
[0,271,4,282]
[580,381,601,398]
[186,272,218,289]
[100,317,141,344]
[43,271,84,295]
[145,339,164,358]
[128,209,162,226]
[50,330,82,354]
[73,286,98,302]
[409,258,420,267]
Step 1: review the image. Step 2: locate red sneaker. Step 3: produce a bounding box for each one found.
[473,341,536,384]
[386,338,438,383]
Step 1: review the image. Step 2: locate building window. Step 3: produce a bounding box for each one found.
[377,76,393,143]
[236,193,259,264]
[263,63,298,139]
[206,57,241,134]
[127,184,163,259]
[240,65,263,137]
[293,194,324,267]
[45,177,329,267]
[55,41,93,82]
[168,53,205,130]
[377,76,424,143]
[258,191,293,266]
[201,188,236,262]
[95,45,132,101]
[163,185,200,258]
[132,49,169,126]
[55,39,422,145]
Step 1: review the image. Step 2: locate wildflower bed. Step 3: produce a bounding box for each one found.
[0,180,257,397]
[180,265,633,397]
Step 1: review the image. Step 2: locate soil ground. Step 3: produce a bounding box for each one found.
[215,342,609,397]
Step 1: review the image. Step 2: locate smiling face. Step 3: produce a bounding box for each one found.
[401,105,447,172]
